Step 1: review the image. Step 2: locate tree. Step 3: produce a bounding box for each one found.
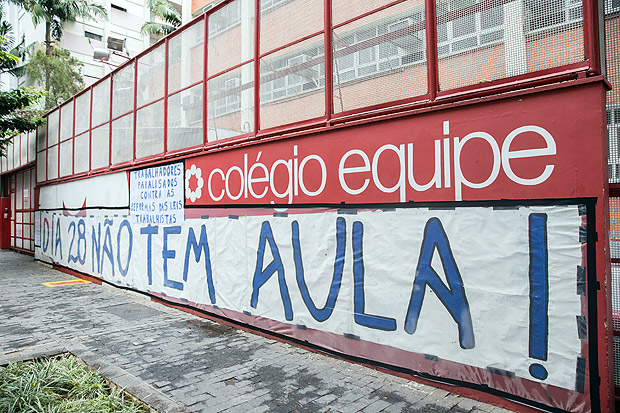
[141,0,181,37]
[0,3,45,157]
[25,47,83,110]
[0,87,45,155]
[9,0,107,57]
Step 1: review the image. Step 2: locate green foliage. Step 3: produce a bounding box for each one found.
[9,0,108,51]
[141,0,181,36]
[0,5,45,157]
[0,355,149,413]
[25,48,84,110]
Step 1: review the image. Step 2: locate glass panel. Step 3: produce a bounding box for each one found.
[332,0,395,26]
[112,62,135,118]
[260,0,323,53]
[167,84,204,151]
[92,78,111,127]
[59,140,73,177]
[111,113,134,164]
[75,90,91,135]
[60,101,74,142]
[169,20,204,93]
[260,35,324,129]
[137,43,165,107]
[20,133,28,166]
[28,131,35,163]
[333,3,427,113]
[37,124,47,151]
[7,141,13,170]
[16,173,22,210]
[136,100,164,159]
[207,62,254,142]
[208,0,255,76]
[47,145,58,180]
[74,132,90,174]
[91,125,110,170]
[48,109,59,146]
[37,150,46,182]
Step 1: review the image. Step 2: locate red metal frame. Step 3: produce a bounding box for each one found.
[164,37,169,153]
[35,0,603,190]
[324,0,333,120]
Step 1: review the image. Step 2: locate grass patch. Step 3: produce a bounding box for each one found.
[0,354,150,413]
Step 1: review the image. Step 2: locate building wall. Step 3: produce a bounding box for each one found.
[26,0,616,411]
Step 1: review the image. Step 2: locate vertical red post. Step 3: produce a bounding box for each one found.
[133,60,138,162]
[89,85,93,173]
[72,97,76,176]
[324,0,333,124]
[582,0,602,75]
[425,0,439,100]
[57,108,61,180]
[164,38,169,154]
[45,111,49,181]
[109,73,114,168]
[203,13,209,147]
[254,0,260,134]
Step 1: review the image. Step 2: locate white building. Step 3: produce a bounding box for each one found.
[2,0,191,89]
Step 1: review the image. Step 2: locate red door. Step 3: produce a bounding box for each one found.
[0,196,10,249]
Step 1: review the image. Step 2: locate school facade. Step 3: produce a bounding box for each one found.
[0,0,616,411]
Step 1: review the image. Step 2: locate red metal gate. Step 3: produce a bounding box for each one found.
[9,167,36,253]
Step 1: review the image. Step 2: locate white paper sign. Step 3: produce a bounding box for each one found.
[37,205,583,392]
[129,162,184,225]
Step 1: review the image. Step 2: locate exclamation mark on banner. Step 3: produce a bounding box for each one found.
[528,213,549,380]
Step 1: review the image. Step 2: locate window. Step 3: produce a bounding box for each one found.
[85,31,103,41]
[334,13,425,84]
[437,0,504,56]
[209,0,292,36]
[608,105,620,182]
[213,77,241,116]
[111,3,127,12]
[261,47,324,104]
[525,0,582,32]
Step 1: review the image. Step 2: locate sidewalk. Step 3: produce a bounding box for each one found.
[0,250,513,413]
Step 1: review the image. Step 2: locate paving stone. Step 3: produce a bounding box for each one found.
[0,251,510,413]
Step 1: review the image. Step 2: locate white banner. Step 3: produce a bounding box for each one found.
[36,205,583,391]
[129,163,184,225]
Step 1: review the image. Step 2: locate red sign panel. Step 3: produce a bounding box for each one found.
[186,83,605,206]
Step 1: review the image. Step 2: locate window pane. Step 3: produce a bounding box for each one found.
[28,132,35,163]
[60,102,74,142]
[333,3,427,113]
[207,62,254,141]
[167,84,203,151]
[111,114,133,164]
[37,124,47,151]
[136,100,164,159]
[112,62,135,118]
[91,125,110,170]
[137,43,165,107]
[208,0,254,76]
[48,110,59,146]
[37,150,46,182]
[92,78,111,127]
[74,132,89,174]
[169,20,204,93]
[260,0,323,53]
[260,35,324,128]
[75,90,91,135]
[47,145,58,180]
[59,139,73,177]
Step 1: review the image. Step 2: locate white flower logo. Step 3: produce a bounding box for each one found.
[185,164,204,203]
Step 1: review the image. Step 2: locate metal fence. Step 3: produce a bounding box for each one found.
[24,0,597,186]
